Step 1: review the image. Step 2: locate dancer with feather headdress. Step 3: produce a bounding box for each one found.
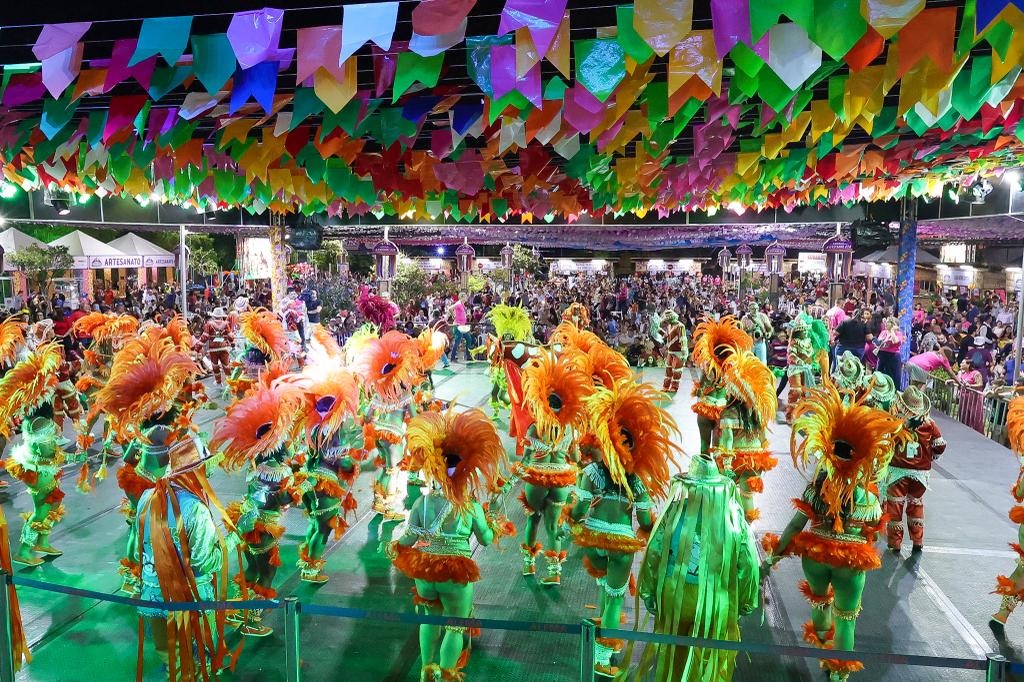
[990,394,1024,633]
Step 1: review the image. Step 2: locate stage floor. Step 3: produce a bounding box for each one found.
[2,365,1019,681]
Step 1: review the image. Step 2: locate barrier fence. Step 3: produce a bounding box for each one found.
[1,571,1019,682]
[930,380,1013,446]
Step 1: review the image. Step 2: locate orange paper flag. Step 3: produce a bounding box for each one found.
[896,6,956,78]
[634,0,693,57]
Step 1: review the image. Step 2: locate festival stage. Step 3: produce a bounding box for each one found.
[2,366,1016,681]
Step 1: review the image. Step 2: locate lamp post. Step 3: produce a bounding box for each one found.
[178,224,188,319]
[373,227,399,298]
[500,242,515,291]
[455,237,475,290]
[765,240,786,307]
[717,247,733,289]
[736,243,753,301]
[822,224,853,306]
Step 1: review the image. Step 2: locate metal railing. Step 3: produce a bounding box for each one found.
[1,570,1019,682]
[930,380,1013,446]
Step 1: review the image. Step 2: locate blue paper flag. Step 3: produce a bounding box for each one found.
[977,0,1024,32]
[130,16,193,66]
[229,61,278,114]
[452,101,483,134]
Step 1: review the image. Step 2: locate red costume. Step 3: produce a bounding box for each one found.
[199,313,234,385]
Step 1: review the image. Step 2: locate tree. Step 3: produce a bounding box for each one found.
[186,234,220,278]
[349,252,374,277]
[309,240,344,277]
[467,273,487,294]
[511,244,545,279]
[390,260,430,307]
[9,244,74,294]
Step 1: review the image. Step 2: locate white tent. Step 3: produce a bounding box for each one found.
[49,231,139,270]
[0,228,47,271]
[108,232,177,267]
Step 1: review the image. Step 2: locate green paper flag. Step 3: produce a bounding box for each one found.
[543,77,567,101]
[131,16,193,67]
[574,38,626,102]
[40,94,78,140]
[951,55,993,120]
[291,88,324,131]
[750,0,813,42]
[191,34,236,94]
[393,52,444,103]
[616,6,655,64]
[148,65,192,101]
[809,0,867,60]
[828,75,847,121]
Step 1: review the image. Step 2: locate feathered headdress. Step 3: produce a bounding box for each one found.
[211,384,302,472]
[343,323,379,367]
[308,325,344,366]
[0,316,26,366]
[691,316,753,374]
[791,385,903,532]
[414,326,449,372]
[585,380,680,500]
[94,341,200,442]
[357,286,398,331]
[404,408,504,509]
[561,302,591,328]
[353,330,420,404]
[570,342,633,389]
[165,315,193,352]
[550,321,602,354]
[75,312,139,346]
[522,351,594,442]
[1009,395,1024,454]
[0,342,62,436]
[488,304,533,341]
[298,365,361,448]
[721,350,778,427]
[239,309,287,361]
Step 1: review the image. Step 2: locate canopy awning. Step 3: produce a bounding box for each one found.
[108,232,177,267]
[859,246,940,265]
[49,231,137,270]
[0,227,48,272]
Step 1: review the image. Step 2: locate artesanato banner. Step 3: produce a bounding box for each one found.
[73,255,146,269]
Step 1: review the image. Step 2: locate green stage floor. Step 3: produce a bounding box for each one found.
[1,365,1019,681]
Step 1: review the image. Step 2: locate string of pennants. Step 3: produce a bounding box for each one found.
[2,0,1024,223]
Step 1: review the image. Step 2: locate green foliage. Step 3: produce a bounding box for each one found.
[309,240,344,275]
[391,260,430,306]
[467,273,487,293]
[349,252,374,277]
[187,234,219,276]
[9,244,74,292]
[511,244,544,278]
[318,280,356,320]
[428,276,458,300]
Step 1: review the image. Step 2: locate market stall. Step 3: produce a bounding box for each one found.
[108,232,176,287]
[48,230,135,300]
[0,227,47,303]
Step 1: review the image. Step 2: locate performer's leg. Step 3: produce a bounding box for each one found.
[884,479,908,551]
[520,483,545,576]
[594,551,631,677]
[906,481,926,550]
[437,582,474,678]
[148,616,169,666]
[786,374,804,424]
[696,415,716,456]
[825,568,867,682]
[413,579,443,673]
[993,527,1024,626]
[540,486,570,585]
[801,558,835,644]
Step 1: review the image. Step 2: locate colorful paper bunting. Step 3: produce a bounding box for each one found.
[410,19,468,57]
[412,0,477,37]
[131,16,193,66]
[227,8,284,70]
[191,34,237,94]
[574,39,626,102]
[392,51,444,103]
[766,23,822,91]
[633,0,693,57]
[339,2,399,64]
[498,0,568,62]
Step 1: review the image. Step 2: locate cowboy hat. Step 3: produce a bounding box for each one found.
[211,307,227,318]
[836,351,865,386]
[892,386,931,419]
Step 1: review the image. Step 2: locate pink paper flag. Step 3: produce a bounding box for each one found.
[489,43,540,106]
[412,0,476,36]
[32,22,91,61]
[104,39,156,93]
[297,26,343,84]
[103,94,147,143]
[227,7,285,69]
[498,0,568,62]
[563,86,606,134]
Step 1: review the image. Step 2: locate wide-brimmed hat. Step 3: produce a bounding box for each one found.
[23,416,71,449]
[662,309,679,323]
[892,386,931,419]
[866,371,896,406]
[836,351,865,385]
[233,296,250,312]
[211,307,227,318]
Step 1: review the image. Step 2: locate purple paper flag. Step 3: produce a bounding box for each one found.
[491,44,539,106]
[563,85,606,134]
[145,107,179,142]
[498,0,569,62]
[227,7,285,69]
[2,72,46,107]
[32,22,91,61]
[41,43,84,98]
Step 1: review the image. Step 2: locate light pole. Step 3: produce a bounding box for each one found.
[178,224,188,319]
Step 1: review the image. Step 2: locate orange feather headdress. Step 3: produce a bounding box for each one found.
[1009,395,1024,455]
[308,325,344,366]
[210,384,303,472]
[239,309,287,361]
[0,342,62,436]
[165,315,193,352]
[522,351,594,442]
[0,316,26,366]
[94,341,199,442]
[298,364,361,448]
[404,408,504,509]
[561,302,591,328]
[691,315,753,374]
[571,342,633,389]
[585,380,680,500]
[791,385,903,533]
[721,350,778,427]
[550,321,602,354]
[352,330,420,404]
[414,326,449,373]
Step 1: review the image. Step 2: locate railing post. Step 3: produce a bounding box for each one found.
[987,653,1009,682]
[579,618,596,682]
[0,570,14,682]
[283,596,301,682]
